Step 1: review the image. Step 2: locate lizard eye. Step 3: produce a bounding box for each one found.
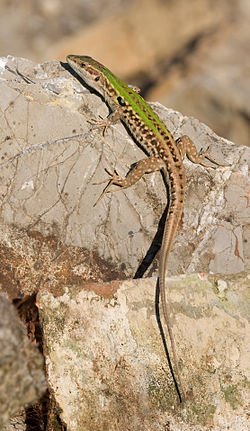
[94,76,100,82]
[117,96,126,106]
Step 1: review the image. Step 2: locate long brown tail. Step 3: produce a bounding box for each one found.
[158,196,185,401]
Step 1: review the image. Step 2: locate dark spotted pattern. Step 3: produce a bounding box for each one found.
[67,54,185,224]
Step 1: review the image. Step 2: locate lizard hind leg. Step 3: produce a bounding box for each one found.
[177,135,228,168]
[93,156,166,207]
[93,168,126,207]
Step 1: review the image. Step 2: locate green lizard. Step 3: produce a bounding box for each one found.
[66,55,225,402]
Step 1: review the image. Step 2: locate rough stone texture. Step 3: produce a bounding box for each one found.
[0,223,125,299]
[2,412,26,431]
[38,274,249,431]
[0,56,249,284]
[0,294,46,427]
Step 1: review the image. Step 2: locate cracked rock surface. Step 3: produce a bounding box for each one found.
[0,56,249,280]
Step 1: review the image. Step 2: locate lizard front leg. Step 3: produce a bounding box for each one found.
[88,107,124,136]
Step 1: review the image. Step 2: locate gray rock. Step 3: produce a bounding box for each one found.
[0,294,46,427]
[38,274,249,431]
[0,56,249,430]
[0,56,249,280]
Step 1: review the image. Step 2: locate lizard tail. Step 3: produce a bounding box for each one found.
[158,195,186,401]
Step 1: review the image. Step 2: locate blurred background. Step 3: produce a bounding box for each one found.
[1,0,249,147]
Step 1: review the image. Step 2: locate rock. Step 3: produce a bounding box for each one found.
[38,274,249,431]
[2,412,26,431]
[0,56,249,283]
[0,294,46,427]
[0,223,125,299]
[0,55,249,429]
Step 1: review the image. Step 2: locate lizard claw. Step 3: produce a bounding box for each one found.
[93,168,124,207]
[88,116,111,136]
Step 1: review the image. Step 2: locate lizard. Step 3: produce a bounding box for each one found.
[66,54,225,402]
